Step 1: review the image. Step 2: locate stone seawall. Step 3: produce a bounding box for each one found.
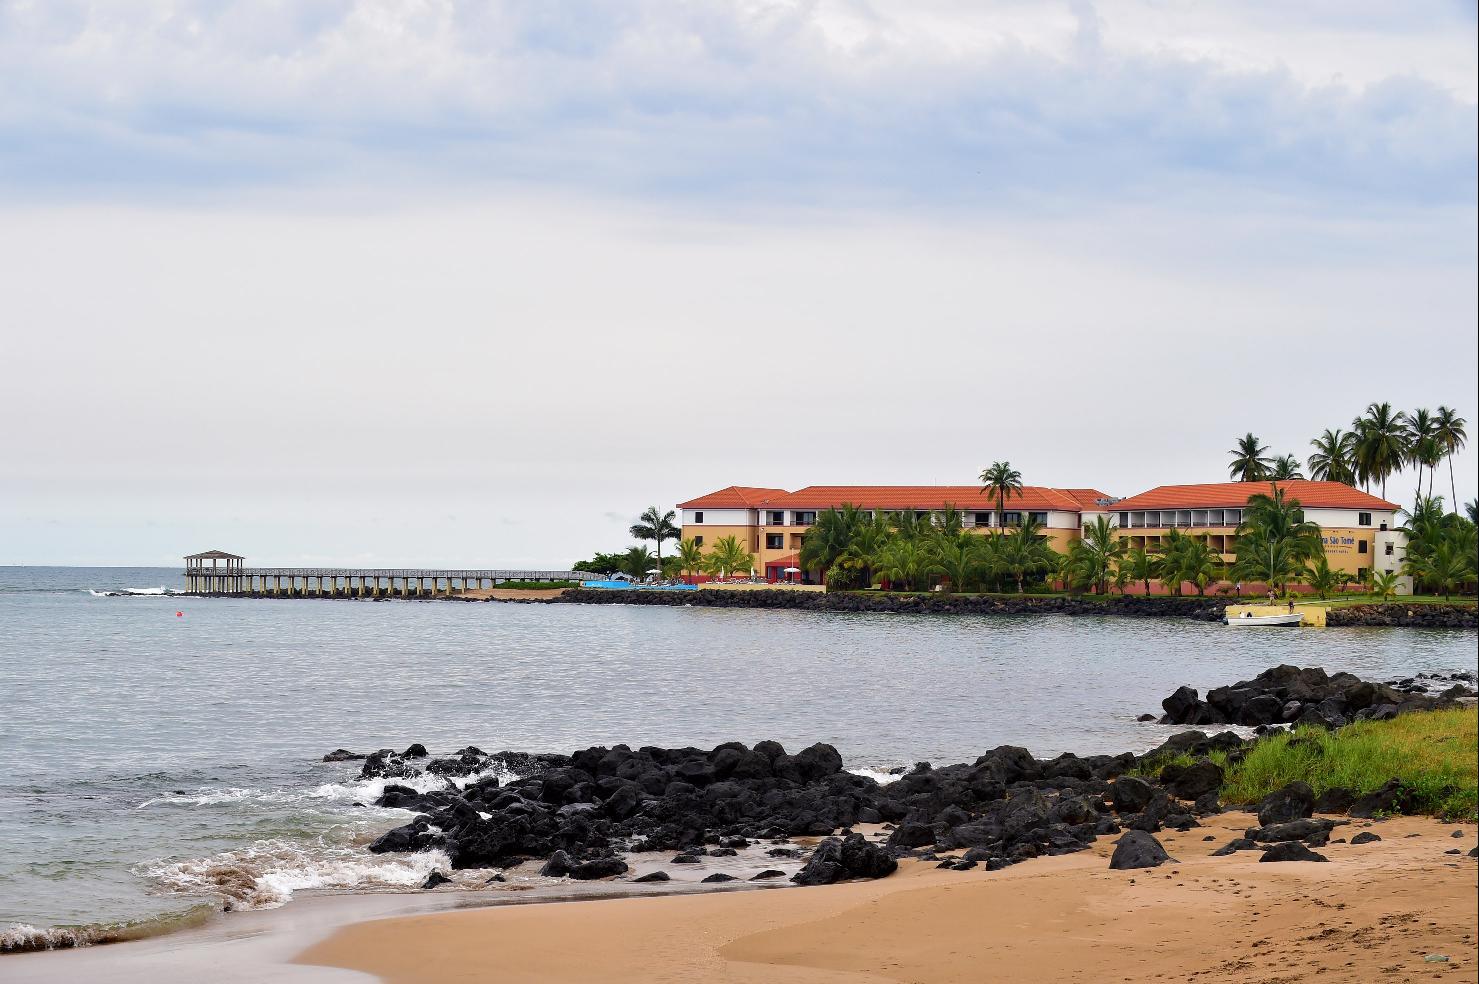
[1324,604,1477,630]
[554,588,1227,621]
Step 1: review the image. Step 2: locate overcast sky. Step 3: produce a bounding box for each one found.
[2,0,1475,568]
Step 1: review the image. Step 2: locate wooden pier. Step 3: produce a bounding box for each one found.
[183,550,594,597]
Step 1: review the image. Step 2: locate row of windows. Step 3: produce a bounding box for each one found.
[694,509,1050,528]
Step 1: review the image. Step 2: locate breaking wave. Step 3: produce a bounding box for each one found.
[89,586,184,597]
[1,908,215,954]
[138,840,453,911]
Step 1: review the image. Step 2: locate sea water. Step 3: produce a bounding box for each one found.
[1,566,1473,950]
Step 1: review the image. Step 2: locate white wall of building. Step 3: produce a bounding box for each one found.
[681,508,754,526]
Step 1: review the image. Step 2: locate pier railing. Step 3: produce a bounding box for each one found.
[181,567,598,597]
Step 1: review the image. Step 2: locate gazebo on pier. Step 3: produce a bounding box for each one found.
[184,550,245,594]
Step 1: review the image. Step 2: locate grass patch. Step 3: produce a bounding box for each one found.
[1315,595,1477,609]
[1137,708,1478,822]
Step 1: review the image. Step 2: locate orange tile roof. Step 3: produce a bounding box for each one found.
[1112,480,1398,512]
[759,486,1104,512]
[677,486,788,509]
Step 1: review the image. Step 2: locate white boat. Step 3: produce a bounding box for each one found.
[1224,612,1304,627]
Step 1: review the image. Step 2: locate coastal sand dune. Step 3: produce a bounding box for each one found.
[298,813,1476,983]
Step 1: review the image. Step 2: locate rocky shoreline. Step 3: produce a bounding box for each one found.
[331,664,1476,898]
[547,587,1478,628]
[554,588,1230,620]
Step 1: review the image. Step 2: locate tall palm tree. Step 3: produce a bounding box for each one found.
[889,509,935,543]
[978,461,1024,531]
[1228,433,1271,482]
[630,506,681,576]
[1307,428,1357,484]
[844,511,894,590]
[933,504,966,538]
[1269,455,1303,480]
[1231,535,1306,596]
[1404,408,1440,504]
[1352,403,1408,500]
[1434,406,1469,514]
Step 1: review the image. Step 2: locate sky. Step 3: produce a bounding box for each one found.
[1,0,1475,568]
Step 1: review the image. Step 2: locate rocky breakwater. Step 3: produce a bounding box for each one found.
[1324,603,1477,629]
[1157,664,1477,729]
[343,730,1260,891]
[555,587,1226,621]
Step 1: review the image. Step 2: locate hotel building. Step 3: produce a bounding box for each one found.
[679,485,1113,581]
[678,479,1407,589]
[1090,480,1406,585]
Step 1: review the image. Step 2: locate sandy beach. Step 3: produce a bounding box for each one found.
[298,812,1477,984]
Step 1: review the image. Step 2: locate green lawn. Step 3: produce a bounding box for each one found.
[1312,594,1477,608]
[1140,708,1478,822]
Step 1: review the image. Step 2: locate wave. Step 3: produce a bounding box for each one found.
[138,840,454,911]
[89,586,184,597]
[846,766,903,785]
[136,765,520,811]
[1,907,215,954]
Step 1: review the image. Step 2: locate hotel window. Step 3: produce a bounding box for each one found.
[1225,509,1242,525]
[974,512,992,527]
[1358,541,1368,554]
[1028,511,1047,526]
[795,511,817,525]
[1358,512,1371,526]
[766,534,784,550]
[1119,512,1129,527]
[1208,509,1224,526]
[694,536,704,546]
[694,511,703,523]
[1002,511,1022,527]
[1145,511,1160,527]
[768,511,784,525]
[1384,542,1394,556]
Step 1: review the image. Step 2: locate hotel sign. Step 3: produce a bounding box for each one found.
[1321,534,1358,555]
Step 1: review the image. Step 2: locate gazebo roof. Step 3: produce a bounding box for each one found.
[185,549,245,560]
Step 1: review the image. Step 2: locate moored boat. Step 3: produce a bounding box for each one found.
[1224,612,1304,627]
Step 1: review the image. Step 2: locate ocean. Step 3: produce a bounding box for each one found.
[1,565,1473,952]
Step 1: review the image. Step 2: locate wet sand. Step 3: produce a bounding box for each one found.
[299,813,1478,984]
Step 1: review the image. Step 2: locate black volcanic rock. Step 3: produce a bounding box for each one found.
[1109,831,1175,870]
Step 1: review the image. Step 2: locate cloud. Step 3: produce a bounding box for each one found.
[0,0,1473,209]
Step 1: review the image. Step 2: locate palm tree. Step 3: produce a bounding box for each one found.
[1269,455,1303,480]
[843,511,893,590]
[1228,433,1271,482]
[1123,545,1160,596]
[933,504,966,538]
[799,505,863,580]
[629,507,681,577]
[978,461,1024,531]
[1072,515,1127,595]
[1231,535,1306,596]
[675,538,706,583]
[620,545,658,580]
[1404,408,1440,504]
[1403,537,1477,601]
[1369,570,1401,601]
[1304,557,1341,600]
[703,535,754,580]
[1434,406,1469,513]
[1468,500,1479,526]
[992,516,1057,593]
[889,509,935,543]
[1177,537,1223,596]
[875,538,940,592]
[934,531,985,593]
[1239,485,1323,562]
[1352,403,1408,500]
[1307,428,1357,485]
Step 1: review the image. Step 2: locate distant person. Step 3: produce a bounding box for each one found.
[1267,590,1276,604]
[1234,581,1242,596]
[1288,599,1296,614]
